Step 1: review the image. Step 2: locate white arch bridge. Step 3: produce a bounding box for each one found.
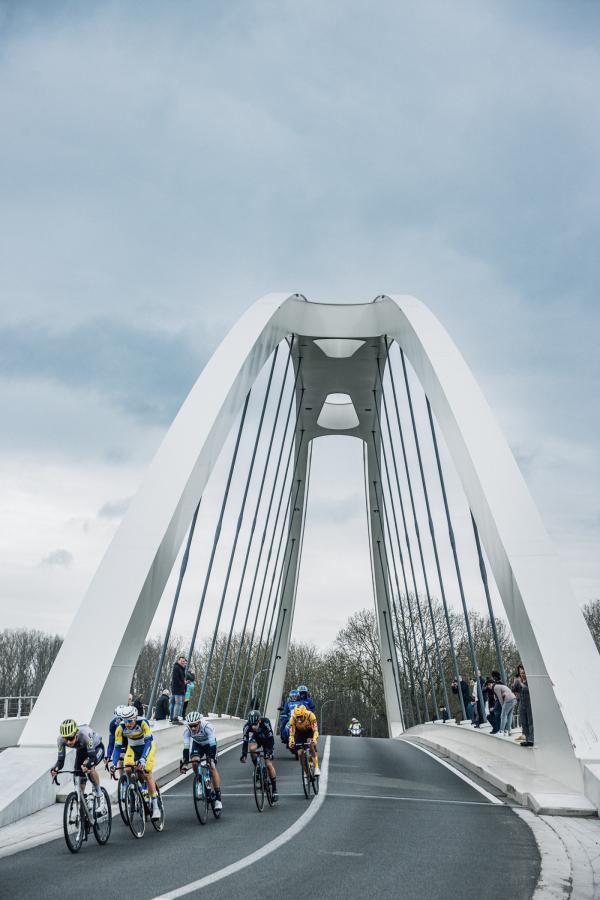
[1,295,600,895]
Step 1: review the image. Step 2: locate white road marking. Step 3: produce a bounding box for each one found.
[151,736,332,900]
[327,791,500,807]
[318,850,364,857]
[401,738,503,805]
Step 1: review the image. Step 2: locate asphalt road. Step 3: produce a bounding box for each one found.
[0,736,540,900]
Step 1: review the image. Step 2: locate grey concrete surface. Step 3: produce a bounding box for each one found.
[0,736,540,900]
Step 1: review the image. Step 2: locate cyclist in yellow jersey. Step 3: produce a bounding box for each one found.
[109,705,160,819]
[288,704,320,775]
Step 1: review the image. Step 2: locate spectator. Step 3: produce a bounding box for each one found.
[469,679,480,727]
[491,669,516,737]
[132,696,144,717]
[450,676,470,720]
[485,677,501,733]
[514,664,534,747]
[155,689,170,721]
[170,654,188,723]
[183,672,195,717]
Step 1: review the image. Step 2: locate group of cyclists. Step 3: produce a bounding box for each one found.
[51,680,366,838]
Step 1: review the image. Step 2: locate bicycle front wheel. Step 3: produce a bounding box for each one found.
[264,767,274,807]
[92,787,112,845]
[311,766,320,796]
[151,788,165,832]
[193,772,208,825]
[301,757,310,799]
[117,774,129,824]
[63,792,84,853]
[254,763,265,812]
[127,784,145,838]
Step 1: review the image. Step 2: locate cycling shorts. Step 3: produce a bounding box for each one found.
[124,741,156,773]
[250,736,274,759]
[191,743,217,764]
[294,729,316,747]
[75,742,104,773]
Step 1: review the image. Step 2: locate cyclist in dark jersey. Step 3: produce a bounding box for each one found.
[240,710,278,802]
[50,719,106,813]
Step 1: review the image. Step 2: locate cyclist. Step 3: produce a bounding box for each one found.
[288,704,320,775]
[348,717,364,737]
[109,705,160,820]
[240,709,278,802]
[297,684,315,712]
[105,704,130,770]
[279,688,300,746]
[179,711,223,811]
[50,719,107,813]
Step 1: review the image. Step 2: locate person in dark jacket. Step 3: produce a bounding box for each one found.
[170,654,187,723]
[450,677,470,719]
[155,689,170,721]
[514,664,534,746]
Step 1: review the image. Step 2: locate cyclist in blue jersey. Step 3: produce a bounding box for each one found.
[104,705,130,769]
[297,684,315,712]
[179,711,222,811]
[109,705,160,819]
[279,688,300,746]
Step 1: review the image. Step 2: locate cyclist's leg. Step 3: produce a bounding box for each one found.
[248,740,259,767]
[309,739,319,772]
[263,739,277,797]
[208,746,221,791]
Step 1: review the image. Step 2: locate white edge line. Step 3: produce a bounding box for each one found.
[402,738,503,805]
[151,736,332,900]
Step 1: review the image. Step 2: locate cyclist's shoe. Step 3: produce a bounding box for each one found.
[272,791,279,803]
[213,799,223,811]
[313,766,320,776]
[96,794,108,816]
[151,799,161,820]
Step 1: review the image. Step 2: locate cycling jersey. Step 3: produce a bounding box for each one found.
[182,720,217,764]
[55,725,102,771]
[106,716,128,758]
[242,717,274,757]
[288,709,318,746]
[298,694,315,712]
[112,718,153,767]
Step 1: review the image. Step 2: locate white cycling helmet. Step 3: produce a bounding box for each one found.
[114,704,131,718]
[185,711,202,725]
[120,705,138,722]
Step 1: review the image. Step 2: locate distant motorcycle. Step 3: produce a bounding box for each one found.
[348,722,365,737]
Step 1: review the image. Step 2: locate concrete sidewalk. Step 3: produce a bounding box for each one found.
[0,716,243,858]
[402,722,597,816]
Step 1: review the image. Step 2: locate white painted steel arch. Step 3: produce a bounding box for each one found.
[19,293,600,792]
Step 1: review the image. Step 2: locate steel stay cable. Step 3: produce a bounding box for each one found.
[393,345,465,720]
[185,391,251,668]
[212,339,295,712]
[375,540,406,725]
[232,408,306,717]
[470,512,507,685]
[426,398,487,721]
[223,369,303,715]
[195,347,280,713]
[147,497,201,719]
[258,439,313,707]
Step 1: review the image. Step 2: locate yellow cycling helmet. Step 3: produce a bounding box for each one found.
[295,704,308,718]
[59,718,78,738]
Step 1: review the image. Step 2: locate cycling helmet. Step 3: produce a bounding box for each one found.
[114,704,130,719]
[248,710,261,725]
[59,719,78,738]
[120,705,138,723]
[289,689,299,700]
[295,704,308,719]
[351,717,358,724]
[297,684,308,694]
[185,711,202,725]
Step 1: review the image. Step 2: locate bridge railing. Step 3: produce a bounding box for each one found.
[0,696,38,719]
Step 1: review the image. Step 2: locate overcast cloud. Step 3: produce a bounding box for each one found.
[0,0,598,646]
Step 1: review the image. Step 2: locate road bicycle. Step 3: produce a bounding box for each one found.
[52,769,112,853]
[252,750,274,812]
[125,768,165,838]
[109,764,131,824]
[298,742,319,798]
[183,757,221,824]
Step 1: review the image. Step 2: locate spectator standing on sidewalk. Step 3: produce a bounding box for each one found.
[170,654,188,723]
[514,664,534,747]
[451,676,471,720]
[183,673,195,717]
[155,689,170,721]
[485,677,501,733]
[492,670,516,736]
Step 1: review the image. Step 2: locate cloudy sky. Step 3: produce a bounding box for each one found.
[0,0,598,652]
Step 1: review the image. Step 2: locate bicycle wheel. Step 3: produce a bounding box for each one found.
[126,783,145,838]
[264,767,274,808]
[301,756,310,799]
[193,772,208,825]
[253,762,265,812]
[117,773,129,824]
[151,788,165,832]
[63,792,84,853]
[311,764,320,796]
[92,787,112,845]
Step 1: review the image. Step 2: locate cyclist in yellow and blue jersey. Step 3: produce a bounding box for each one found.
[288,704,320,775]
[109,705,160,819]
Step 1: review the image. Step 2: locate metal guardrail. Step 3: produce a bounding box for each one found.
[0,696,38,718]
